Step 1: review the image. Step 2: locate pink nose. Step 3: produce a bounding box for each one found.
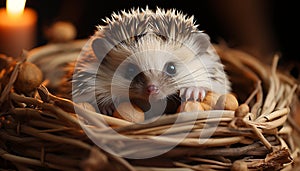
[147,85,159,95]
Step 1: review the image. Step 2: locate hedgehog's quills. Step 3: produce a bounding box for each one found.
[71,7,231,118]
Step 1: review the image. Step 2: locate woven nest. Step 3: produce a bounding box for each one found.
[0,40,300,171]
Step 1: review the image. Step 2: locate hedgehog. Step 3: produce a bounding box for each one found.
[71,7,231,119]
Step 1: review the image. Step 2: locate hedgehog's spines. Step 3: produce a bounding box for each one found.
[94,7,200,46]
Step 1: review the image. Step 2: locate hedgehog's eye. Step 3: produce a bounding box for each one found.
[165,62,176,76]
[125,63,139,79]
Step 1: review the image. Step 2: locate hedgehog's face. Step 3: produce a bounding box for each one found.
[110,42,197,102]
[111,52,174,101]
[95,32,213,115]
[94,30,211,102]
[122,61,178,101]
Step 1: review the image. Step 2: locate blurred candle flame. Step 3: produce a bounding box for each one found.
[6,0,26,18]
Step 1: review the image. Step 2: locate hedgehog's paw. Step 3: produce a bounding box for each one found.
[180,87,206,102]
[99,104,115,116]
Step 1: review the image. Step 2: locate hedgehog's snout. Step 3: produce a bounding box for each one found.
[128,69,165,98]
[147,84,160,95]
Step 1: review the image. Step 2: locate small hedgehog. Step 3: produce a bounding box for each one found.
[72,7,231,118]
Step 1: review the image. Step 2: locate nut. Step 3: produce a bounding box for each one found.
[45,21,77,43]
[214,93,239,111]
[234,103,250,117]
[200,102,212,110]
[231,160,248,171]
[202,91,220,108]
[14,62,43,93]
[177,101,204,112]
[113,102,144,123]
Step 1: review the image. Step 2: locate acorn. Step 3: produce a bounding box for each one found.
[177,101,204,113]
[45,21,77,43]
[231,160,248,171]
[214,93,239,111]
[202,91,220,108]
[234,103,250,117]
[200,102,213,111]
[113,102,145,123]
[14,62,43,94]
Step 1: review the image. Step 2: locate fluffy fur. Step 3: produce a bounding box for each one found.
[72,7,231,115]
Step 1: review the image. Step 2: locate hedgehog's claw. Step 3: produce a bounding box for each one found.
[199,88,206,101]
[192,88,200,101]
[180,87,206,101]
[179,88,186,98]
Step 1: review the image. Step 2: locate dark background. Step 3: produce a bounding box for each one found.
[0,0,299,78]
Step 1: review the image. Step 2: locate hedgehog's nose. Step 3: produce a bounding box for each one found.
[147,84,159,95]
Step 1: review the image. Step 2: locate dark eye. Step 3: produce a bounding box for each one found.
[125,63,139,79]
[165,62,176,76]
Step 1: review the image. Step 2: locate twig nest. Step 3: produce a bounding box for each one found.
[113,102,145,123]
[45,21,77,43]
[14,62,43,94]
[214,93,239,111]
[177,101,204,112]
[80,147,108,171]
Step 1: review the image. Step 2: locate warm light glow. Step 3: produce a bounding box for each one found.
[6,0,26,18]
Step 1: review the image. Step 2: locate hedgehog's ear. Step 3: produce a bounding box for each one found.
[192,32,211,53]
[92,38,114,61]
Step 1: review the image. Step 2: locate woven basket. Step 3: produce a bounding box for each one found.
[0,39,299,171]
